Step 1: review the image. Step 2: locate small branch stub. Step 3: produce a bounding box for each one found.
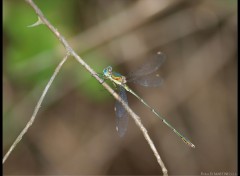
[27,16,44,27]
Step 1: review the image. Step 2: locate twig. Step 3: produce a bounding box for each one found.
[2,53,70,164]
[3,0,168,175]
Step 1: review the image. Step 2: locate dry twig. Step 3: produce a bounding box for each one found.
[2,53,70,163]
[3,0,168,175]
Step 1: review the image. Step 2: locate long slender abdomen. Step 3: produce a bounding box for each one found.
[126,86,195,148]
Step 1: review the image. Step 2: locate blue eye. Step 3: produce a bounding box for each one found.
[103,66,112,76]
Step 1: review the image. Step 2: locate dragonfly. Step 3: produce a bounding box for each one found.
[102,52,195,148]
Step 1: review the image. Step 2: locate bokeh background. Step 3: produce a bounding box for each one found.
[3,0,237,175]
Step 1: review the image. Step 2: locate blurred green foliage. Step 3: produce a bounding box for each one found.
[3,0,111,101]
[3,0,237,175]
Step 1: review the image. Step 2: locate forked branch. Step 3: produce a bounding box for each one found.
[3,0,168,175]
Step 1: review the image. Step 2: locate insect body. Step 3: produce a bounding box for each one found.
[103,52,195,148]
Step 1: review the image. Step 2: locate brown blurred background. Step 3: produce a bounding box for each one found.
[3,0,237,175]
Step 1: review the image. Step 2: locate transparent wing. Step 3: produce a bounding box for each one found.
[127,52,166,81]
[115,86,129,137]
[131,74,163,87]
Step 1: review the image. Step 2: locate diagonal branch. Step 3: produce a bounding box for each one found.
[2,53,70,164]
[3,0,168,175]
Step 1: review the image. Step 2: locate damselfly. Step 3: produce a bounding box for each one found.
[102,52,195,148]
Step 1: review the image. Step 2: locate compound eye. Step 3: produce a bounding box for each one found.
[108,66,112,72]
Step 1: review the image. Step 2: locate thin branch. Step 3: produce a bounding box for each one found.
[3,0,168,175]
[2,53,70,164]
